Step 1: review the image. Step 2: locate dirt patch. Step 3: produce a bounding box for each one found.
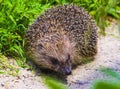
[0,68,47,89]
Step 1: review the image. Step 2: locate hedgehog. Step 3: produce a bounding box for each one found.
[25,4,98,75]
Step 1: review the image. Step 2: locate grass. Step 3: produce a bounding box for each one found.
[0,0,51,67]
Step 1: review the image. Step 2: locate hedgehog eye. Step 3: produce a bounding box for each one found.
[50,57,59,65]
[38,44,43,50]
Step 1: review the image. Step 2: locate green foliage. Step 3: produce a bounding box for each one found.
[92,80,120,89]
[44,76,69,89]
[40,0,66,5]
[0,0,50,66]
[101,67,120,80]
[92,68,120,89]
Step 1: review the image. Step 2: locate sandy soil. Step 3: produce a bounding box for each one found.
[0,22,120,89]
[0,68,47,89]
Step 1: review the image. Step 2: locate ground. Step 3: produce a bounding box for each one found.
[0,21,120,89]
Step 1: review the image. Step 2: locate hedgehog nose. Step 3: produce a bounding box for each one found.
[65,67,71,75]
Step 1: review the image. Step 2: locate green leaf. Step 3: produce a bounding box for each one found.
[44,76,69,89]
[90,11,96,16]
[92,80,120,89]
[0,71,6,74]
[101,68,120,81]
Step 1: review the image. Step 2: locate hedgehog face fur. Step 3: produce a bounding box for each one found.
[26,4,98,75]
[33,34,76,75]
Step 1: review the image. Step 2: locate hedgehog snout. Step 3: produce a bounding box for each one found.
[64,54,72,75]
[64,66,71,75]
